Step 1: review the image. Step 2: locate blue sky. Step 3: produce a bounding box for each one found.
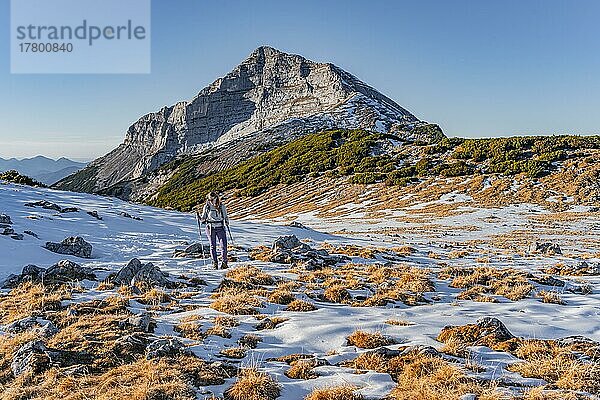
[1,0,599,160]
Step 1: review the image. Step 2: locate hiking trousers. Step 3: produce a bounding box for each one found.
[206,225,228,264]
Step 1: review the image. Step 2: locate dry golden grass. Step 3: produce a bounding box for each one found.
[96,281,115,291]
[441,266,534,301]
[322,285,351,303]
[343,352,388,373]
[285,359,319,380]
[1,354,234,400]
[174,316,204,341]
[320,242,378,258]
[304,386,363,400]
[206,323,231,338]
[223,368,280,400]
[522,387,583,400]
[219,347,247,359]
[136,288,172,306]
[210,289,263,315]
[508,355,600,393]
[214,315,239,327]
[0,282,70,324]
[285,299,317,312]
[537,290,566,305]
[238,333,261,349]
[391,245,416,256]
[388,354,503,400]
[385,319,414,326]
[439,322,600,395]
[226,265,275,286]
[448,250,469,259]
[346,330,395,349]
[267,290,295,305]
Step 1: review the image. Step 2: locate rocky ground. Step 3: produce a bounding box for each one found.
[1,181,599,400]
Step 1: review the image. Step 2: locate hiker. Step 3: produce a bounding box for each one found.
[197,191,229,269]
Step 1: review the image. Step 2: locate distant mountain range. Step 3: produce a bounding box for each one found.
[0,156,87,185]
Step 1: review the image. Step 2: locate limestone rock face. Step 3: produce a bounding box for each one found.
[56,46,443,193]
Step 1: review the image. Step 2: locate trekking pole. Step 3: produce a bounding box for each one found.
[226,224,235,247]
[195,211,207,266]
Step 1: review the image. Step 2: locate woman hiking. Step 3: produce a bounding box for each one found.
[197,191,229,269]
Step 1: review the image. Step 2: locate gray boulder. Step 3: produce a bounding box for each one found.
[11,340,92,377]
[24,200,78,213]
[476,317,515,342]
[0,214,12,225]
[4,317,59,338]
[530,242,562,255]
[1,264,45,288]
[287,221,310,229]
[11,233,24,241]
[44,236,92,258]
[86,210,102,220]
[1,260,96,288]
[173,242,211,258]
[119,312,155,333]
[272,235,311,252]
[146,337,191,359]
[45,259,96,282]
[24,200,62,212]
[11,340,51,377]
[119,211,143,221]
[1,227,15,235]
[112,258,173,289]
[254,235,348,269]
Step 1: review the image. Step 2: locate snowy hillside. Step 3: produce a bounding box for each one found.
[1,181,599,399]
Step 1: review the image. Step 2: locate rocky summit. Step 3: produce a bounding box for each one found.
[55,46,443,194]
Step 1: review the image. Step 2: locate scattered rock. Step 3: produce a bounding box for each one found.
[250,235,348,269]
[529,242,562,255]
[1,227,15,235]
[4,316,59,338]
[24,230,39,238]
[0,214,12,225]
[111,258,174,289]
[555,335,598,348]
[11,340,92,377]
[11,340,52,377]
[173,242,211,258]
[44,259,96,283]
[145,337,191,359]
[24,200,78,213]
[438,317,516,350]
[1,260,96,288]
[287,221,310,229]
[119,211,143,221]
[256,317,288,330]
[545,260,600,276]
[530,274,565,287]
[118,312,156,333]
[11,233,24,241]
[87,210,102,220]
[44,236,92,258]
[112,333,151,361]
[273,235,310,252]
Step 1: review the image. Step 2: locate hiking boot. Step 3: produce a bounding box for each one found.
[212,262,218,269]
[220,261,228,269]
